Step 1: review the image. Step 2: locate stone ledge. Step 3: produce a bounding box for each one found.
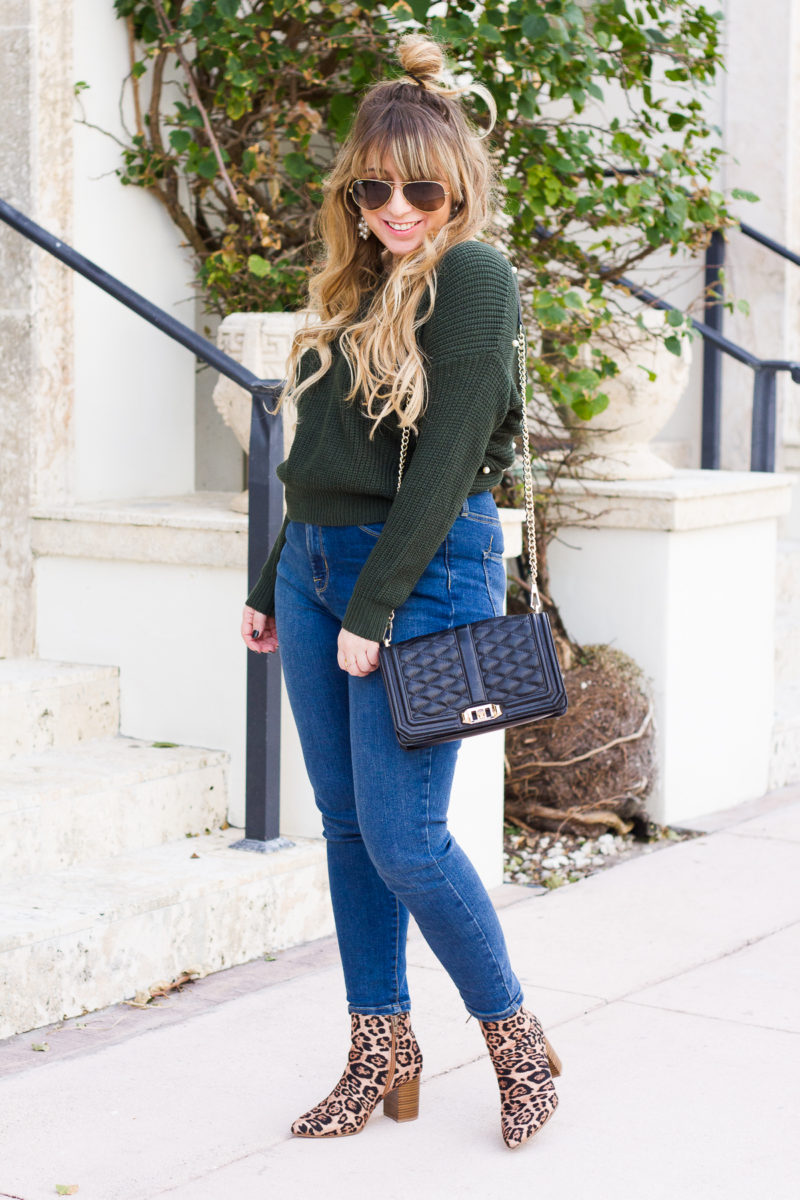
[31,493,527,566]
[31,493,248,569]
[547,468,794,532]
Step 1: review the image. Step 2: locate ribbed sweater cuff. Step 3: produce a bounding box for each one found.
[342,593,393,644]
[245,572,277,616]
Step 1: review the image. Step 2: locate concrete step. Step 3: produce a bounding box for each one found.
[769,684,800,790]
[0,830,333,1038]
[0,659,119,761]
[776,539,800,613]
[0,738,228,882]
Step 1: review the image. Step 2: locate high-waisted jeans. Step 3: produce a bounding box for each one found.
[274,490,524,1020]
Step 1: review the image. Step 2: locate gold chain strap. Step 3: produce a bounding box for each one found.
[384,280,541,644]
[514,320,542,613]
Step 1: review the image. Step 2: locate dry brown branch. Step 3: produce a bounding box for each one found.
[520,704,653,766]
[126,15,145,140]
[152,0,242,212]
[505,644,655,836]
[510,803,634,836]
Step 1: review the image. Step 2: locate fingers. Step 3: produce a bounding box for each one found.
[338,631,381,676]
[242,607,279,654]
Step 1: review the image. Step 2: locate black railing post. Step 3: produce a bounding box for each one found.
[751,368,778,472]
[701,230,725,468]
[230,382,293,852]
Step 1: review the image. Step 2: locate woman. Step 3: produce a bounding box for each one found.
[240,33,561,1149]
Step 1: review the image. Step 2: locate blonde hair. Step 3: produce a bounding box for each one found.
[277,33,500,435]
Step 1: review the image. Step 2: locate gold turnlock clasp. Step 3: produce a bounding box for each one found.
[460,703,503,725]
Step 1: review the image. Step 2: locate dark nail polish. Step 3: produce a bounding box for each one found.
[252,630,260,639]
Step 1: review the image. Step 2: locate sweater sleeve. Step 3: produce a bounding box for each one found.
[341,244,519,642]
[245,514,289,615]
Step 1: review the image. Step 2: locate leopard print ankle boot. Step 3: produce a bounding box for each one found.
[479,1007,561,1149]
[291,1011,423,1138]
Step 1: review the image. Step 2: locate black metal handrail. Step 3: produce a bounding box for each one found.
[739,221,800,269]
[592,169,800,470]
[533,218,800,473]
[616,247,800,473]
[0,197,285,852]
[701,223,800,470]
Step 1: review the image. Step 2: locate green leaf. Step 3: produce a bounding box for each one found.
[645,27,670,44]
[152,741,179,748]
[409,0,430,23]
[731,187,759,203]
[177,104,204,129]
[665,309,683,327]
[521,14,549,40]
[248,254,270,278]
[283,151,313,180]
[737,298,751,316]
[517,90,537,120]
[665,336,682,356]
[216,0,239,17]
[196,153,218,180]
[169,130,192,154]
[329,92,356,135]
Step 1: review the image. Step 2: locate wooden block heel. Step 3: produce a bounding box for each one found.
[383,1075,421,1122]
[544,1035,562,1078]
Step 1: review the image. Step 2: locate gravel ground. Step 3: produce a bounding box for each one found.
[503,820,701,891]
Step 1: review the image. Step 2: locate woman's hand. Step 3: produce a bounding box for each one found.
[241,606,279,654]
[338,628,381,676]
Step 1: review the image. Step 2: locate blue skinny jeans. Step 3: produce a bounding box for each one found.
[274,491,524,1020]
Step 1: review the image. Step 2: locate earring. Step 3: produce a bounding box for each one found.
[358,215,370,240]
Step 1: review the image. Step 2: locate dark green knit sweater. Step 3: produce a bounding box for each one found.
[245,239,522,643]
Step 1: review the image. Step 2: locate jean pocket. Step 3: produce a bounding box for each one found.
[357,523,384,539]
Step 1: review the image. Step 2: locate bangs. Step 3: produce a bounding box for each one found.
[352,119,458,194]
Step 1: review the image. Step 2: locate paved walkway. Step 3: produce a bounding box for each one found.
[1,787,799,1200]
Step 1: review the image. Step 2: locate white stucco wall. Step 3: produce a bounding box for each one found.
[71,0,196,501]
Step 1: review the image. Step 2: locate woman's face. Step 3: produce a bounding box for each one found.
[356,152,453,256]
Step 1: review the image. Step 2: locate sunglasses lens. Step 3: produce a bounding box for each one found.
[403,181,447,212]
[351,179,393,210]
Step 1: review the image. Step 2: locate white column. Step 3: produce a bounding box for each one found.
[546,470,792,823]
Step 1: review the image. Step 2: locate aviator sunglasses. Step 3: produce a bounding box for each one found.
[349,178,451,214]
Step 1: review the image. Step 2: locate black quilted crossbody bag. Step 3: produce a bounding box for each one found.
[379,275,568,750]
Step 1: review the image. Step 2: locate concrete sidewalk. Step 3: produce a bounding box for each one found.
[1,787,799,1200]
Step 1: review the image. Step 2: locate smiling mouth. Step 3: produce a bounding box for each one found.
[383,218,422,232]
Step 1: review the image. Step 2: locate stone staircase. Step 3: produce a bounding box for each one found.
[771,540,800,788]
[0,659,332,1040]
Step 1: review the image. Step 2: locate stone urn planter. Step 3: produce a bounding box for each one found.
[212,311,306,512]
[560,309,692,481]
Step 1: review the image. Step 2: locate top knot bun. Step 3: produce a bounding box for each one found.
[397,33,445,83]
[391,31,497,138]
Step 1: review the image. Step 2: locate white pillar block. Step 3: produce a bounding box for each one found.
[546,470,792,823]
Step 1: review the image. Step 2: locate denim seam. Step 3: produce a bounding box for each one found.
[421,749,517,1017]
[357,525,382,539]
[393,896,401,1008]
[482,537,503,618]
[307,525,330,595]
[443,528,456,627]
[459,512,502,528]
